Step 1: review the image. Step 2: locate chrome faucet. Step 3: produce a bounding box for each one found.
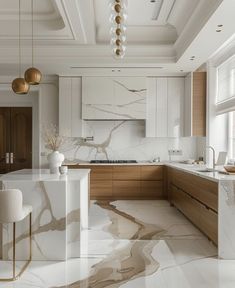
[206,146,216,170]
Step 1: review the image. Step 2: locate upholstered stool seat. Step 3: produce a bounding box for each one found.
[0,189,32,281]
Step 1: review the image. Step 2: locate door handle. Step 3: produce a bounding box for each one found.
[6,153,9,164]
[10,152,14,164]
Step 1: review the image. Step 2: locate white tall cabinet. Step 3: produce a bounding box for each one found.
[146,77,184,137]
[59,77,84,137]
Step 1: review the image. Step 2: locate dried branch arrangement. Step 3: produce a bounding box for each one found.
[41,124,76,152]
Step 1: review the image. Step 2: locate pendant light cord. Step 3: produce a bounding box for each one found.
[32,0,34,67]
[19,0,21,77]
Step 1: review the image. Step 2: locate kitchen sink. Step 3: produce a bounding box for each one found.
[196,168,217,173]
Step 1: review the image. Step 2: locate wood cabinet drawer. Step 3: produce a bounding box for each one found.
[171,169,218,211]
[140,166,163,180]
[200,205,218,245]
[90,166,113,180]
[113,181,140,198]
[90,180,112,198]
[140,181,163,198]
[113,166,140,180]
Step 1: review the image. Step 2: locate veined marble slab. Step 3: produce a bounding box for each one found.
[0,169,90,261]
[219,180,235,259]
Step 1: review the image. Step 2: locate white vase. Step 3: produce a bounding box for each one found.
[47,151,65,174]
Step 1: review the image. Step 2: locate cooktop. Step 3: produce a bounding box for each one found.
[90,160,137,164]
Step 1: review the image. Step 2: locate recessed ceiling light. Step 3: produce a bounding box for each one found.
[216,29,222,32]
[150,0,156,2]
[180,70,184,72]
[217,24,223,27]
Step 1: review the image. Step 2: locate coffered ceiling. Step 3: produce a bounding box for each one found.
[0,0,234,76]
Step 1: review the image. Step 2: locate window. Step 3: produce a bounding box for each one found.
[217,55,235,103]
[228,112,235,160]
[216,55,235,115]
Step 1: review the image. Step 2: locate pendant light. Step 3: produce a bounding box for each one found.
[24,0,42,85]
[12,0,30,94]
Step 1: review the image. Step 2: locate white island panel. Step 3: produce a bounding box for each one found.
[0,169,90,261]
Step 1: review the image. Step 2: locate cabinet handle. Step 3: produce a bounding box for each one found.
[10,153,14,164]
[6,153,9,164]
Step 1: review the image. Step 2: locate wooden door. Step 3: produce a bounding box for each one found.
[0,108,11,173]
[10,107,32,171]
[0,107,32,173]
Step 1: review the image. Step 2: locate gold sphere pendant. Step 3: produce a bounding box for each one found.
[24,67,42,85]
[12,78,30,94]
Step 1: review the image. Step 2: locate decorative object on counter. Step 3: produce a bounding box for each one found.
[41,124,75,174]
[24,0,42,85]
[109,0,128,59]
[12,0,30,95]
[59,165,68,175]
[224,165,235,174]
[152,157,161,163]
[47,151,64,174]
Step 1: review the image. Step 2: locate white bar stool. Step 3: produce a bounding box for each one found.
[0,189,32,281]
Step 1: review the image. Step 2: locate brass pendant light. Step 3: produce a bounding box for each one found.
[24,0,42,85]
[12,0,30,94]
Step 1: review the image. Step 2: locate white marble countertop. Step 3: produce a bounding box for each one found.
[166,163,234,183]
[65,161,235,182]
[0,169,90,182]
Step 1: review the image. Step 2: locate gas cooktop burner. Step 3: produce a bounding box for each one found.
[90,160,137,164]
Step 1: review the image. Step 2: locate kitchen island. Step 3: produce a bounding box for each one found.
[0,169,90,261]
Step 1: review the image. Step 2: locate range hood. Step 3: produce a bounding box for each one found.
[82,77,146,120]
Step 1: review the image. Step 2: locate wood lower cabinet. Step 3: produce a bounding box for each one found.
[91,180,113,198]
[141,166,163,180]
[70,165,165,200]
[113,166,141,180]
[170,168,218,245]
[113,180,141,198]
[171,168,218,211]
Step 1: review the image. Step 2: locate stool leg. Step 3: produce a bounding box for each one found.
[29,212,32,261]
[0,214,32,282]
[13,222,16,279]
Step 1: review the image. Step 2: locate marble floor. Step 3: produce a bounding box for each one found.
[1,200,235,287]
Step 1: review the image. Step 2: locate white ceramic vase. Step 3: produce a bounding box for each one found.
[47,151,65,174]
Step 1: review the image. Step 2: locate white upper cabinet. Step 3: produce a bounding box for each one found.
[82,77,146,120]
[146,77,184,138]
[59,77,84,137]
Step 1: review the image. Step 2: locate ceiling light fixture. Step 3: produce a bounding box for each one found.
[24,0,42,85]
[12,0,30,94]
[109,0,128,59]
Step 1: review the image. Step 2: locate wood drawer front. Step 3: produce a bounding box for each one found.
[172,169,218,211]
[90,166,113,180]
[200,205,218,245]
[140,181,163,197]
[90,180,112,197]
[113,181,140,197]
[113,166,141,180]
[171,185,201,228]
[140,166,163,180]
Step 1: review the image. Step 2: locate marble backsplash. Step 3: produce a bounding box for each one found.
[63,121,206,163]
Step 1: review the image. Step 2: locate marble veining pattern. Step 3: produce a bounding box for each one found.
[82,78,146,120]
[64,121,203,163]
[1,200,232,288]
[1,170,89,261]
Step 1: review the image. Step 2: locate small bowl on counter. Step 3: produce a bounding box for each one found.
[224,165,235,173]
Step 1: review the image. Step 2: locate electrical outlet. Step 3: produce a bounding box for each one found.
[168,149,183,156]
